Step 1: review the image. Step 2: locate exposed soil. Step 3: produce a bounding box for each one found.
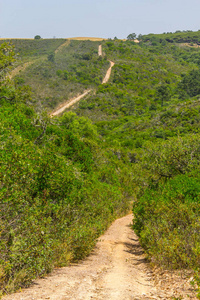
[8,61,36,79]
[180,42,200,48]
[2,215,197,300]
[50,89,92,117]
[102,61,115,84]
[98,45,102,56]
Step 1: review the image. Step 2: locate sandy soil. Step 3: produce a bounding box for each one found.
[3,215,196,300]
[180,42,200,48]
[102,61,115,84]
[98,45,102,56]
[50,90,92,117]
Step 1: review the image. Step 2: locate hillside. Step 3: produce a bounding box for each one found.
[1,31,200,298]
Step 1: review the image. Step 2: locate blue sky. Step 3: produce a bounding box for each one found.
[1,0,200,39]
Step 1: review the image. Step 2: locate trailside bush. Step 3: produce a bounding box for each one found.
[133,173,200,269]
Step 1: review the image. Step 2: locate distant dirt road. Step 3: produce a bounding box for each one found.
[98,45,102,56]
[8,61,35,79]
[50,89,92,117]
[102,61,115,84]
[51,45,115,116]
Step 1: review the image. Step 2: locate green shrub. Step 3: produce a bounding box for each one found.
[133,173,200,269]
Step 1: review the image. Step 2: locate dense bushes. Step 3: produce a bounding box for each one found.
[133,173,200,269]
[0,103,132,294]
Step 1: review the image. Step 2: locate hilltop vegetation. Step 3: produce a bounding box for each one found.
[1,30,200,297]
[141,29,200,44]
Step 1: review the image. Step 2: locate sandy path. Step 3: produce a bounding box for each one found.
[98,45,102,56]
[2,215,197,300]
[102,61,115,84]
[50,89,92,117]
[2,215,157,300]
[8,61,35,79]
[51,45,114,116]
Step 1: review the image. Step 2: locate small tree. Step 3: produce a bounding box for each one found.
[34,35,41,40]
[48,52,55,63]
[127,33,137,40]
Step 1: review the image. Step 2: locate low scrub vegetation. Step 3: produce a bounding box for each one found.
[2,30,200,297]
[0,43,132,295]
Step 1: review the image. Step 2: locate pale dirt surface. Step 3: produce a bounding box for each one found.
[50,89,92,117]
[8,61,36,79]
[98,45,102,56]
[2,215,197,300]
[102,61,115,84]
[179,42,200,48]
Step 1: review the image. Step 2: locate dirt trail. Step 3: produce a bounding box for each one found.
[2,215,197,300]
[50,89,92,117]
[98,45,102,56]
[8,61,35,79]
[51,45,114,116]
[102,61,115,84]
[2,215,156,300]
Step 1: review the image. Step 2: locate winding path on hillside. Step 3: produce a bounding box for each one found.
[51,45,115,116]
[102,61,115,84]
[50,89,92,117]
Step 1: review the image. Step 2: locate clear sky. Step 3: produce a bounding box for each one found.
[1,0,200,39]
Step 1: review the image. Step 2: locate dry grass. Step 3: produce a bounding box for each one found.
[69,37,107,41]
[0,37,106,42]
